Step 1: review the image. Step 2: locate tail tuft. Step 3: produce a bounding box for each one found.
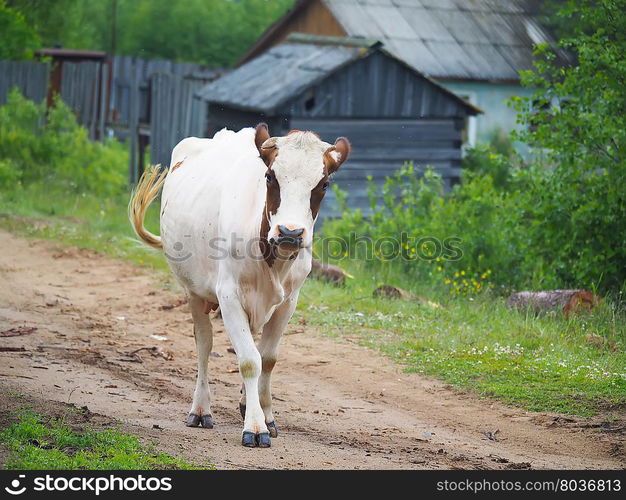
[128,165,168,249]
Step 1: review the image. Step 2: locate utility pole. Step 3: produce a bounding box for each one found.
[111,0,117,55]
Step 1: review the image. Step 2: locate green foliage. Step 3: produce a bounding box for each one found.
[0,0,41,60]
[8,0,295,66]
[0,89,128,196]
[462,144,513,190]
[323,155,625,295]
[511,0,626,293]
[323,0,625,296]
[322,162,527,296]
[0,409,199,469]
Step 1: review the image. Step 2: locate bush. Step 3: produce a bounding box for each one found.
[0,89,128,196]
[0,0,41,60]
[321,162,525,296]
[320,153,625,296]
[321,0,626,297]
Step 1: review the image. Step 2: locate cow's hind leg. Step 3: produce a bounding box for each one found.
[186,293,214,429]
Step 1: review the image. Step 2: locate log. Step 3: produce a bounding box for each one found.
[309,259,352,286]
[372,285,442,309]
[506,289,601,315]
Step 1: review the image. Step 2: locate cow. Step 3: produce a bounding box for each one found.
[129,124,350,448]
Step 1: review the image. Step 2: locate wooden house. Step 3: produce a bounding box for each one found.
[197,35,480,218]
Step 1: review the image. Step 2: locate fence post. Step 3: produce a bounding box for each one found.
[98,63,108,142]
[129,58,140,185]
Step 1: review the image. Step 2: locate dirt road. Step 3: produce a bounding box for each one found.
[0,230,623,469]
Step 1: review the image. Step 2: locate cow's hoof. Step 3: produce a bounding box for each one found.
[187,413,213,428]
[257,432,271,448]
[239,403,246,419]
[200,414,214,429]
[242,431,257,447]
[241,431,271,448]
[186,413,201,427]
[267,421,278,438]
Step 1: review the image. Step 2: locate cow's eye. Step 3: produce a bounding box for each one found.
[322,181,330,191]
[265,172,273,184]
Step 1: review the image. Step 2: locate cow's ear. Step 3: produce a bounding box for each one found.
[325,137,351,174]
[255,123,278,167]
[255,123,270,150]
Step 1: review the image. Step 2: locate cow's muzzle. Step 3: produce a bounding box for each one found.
[273,225,304,249]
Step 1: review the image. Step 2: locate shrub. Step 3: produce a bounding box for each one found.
[0,89,128,196]
[321,162,527,296]
[320,154,625,296]
[321,0,626,297]
[0,1,41,60]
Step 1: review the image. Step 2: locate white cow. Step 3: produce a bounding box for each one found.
[129,124,350,447]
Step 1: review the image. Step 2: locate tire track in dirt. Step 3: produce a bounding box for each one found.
[0,230,623,469]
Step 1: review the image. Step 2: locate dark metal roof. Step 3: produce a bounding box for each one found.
[198,34,481,115]
[241,0,570,81]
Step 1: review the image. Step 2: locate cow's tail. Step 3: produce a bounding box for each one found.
[128,165,168,250]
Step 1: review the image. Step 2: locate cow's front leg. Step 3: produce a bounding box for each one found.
[258,295,298,438]
[219,287,270,448]
[186,294,214,428]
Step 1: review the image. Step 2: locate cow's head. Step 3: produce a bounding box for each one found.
[255,123,350,263]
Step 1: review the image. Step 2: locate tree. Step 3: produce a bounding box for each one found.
[512,0,626,292]
[6,0,107,51]
[0,0,41,60]
[6,0,295,66]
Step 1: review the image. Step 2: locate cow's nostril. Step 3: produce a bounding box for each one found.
[278,225,304,238]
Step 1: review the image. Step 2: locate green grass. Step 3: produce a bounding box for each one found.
[0,409,198,470]
[0,183,167,273]
[1,184,625,417]
[296,279,626,416]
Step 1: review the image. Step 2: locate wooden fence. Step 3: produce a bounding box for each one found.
[0,60,50,105]
[0,56,222,183]
[59,61,108,141]
[148,73,207,171]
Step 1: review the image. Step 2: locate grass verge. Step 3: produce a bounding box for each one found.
[0,408,197,470]
[1,186,624,417]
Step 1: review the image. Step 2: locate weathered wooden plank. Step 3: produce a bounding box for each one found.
[0,61,50,105]
[129,60,140,184]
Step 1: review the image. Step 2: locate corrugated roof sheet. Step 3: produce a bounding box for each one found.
[197,39,364,113]
[322,0,569,80]
[198,35,481,115]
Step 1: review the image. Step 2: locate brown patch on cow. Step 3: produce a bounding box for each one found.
[262,357,276,373]
[239,359,259,379]
[255,123,283,267]
[255,123,279,167]
[255,123,270,149]
[261,146,278,168]
[171,160,184,172]
[310,137,350,218]
[203,301,219,314]
[259,170,281,267]
[324,137,351,175]
[310,174,329,220]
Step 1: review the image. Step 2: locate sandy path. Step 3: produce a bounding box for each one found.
[0,230,623,469]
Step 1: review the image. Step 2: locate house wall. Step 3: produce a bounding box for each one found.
[206,51,475,219]
[291,118,463,219]
[440,81,534,146]
[280,52,471,119]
